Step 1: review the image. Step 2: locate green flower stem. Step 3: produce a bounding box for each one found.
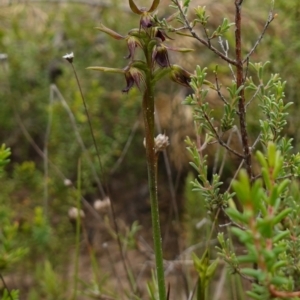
[73,159,82,300]
[143,71,166,300]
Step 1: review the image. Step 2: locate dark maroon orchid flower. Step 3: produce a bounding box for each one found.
[95,24,142,61]
[122,66,145,93]
[152,41,170,68]
[125,36,141,60]
[154,28,173,42]
[151,37,194,69]
[140,11,154,29]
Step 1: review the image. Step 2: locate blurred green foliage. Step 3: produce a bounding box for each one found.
[0,0,300,299]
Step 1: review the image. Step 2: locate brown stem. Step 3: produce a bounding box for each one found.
[269,285,300,298]
[242,11,275,64]
[214,72,230,106]
[235,0,252,179]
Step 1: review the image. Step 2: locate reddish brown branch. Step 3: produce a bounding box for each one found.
[269,285,300,298]
[243,11,275,64]
[235,0,252,178]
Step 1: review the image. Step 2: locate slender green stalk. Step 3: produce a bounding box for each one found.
[71,63,106,198]
[72,158,82,300]
[70,61,137,296]
[143,71,166,300]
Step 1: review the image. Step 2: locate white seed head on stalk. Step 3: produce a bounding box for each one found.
[63,52,74,63]
[94,197,111,212]
[64,178,72,187]
[154,133,169,152]
[68,207,85,220]
[143,134,170,153]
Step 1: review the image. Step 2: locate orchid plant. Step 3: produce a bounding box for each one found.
[88,0,193,299]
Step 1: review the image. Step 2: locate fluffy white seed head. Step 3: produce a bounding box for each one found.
[94,197,111,212]
[143,134,170,153]
[68,207,85,220]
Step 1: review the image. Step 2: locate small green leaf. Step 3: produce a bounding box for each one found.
[261,168,272,190]
[284,102,293,110]
[258,65,263,80]
[231,227,254,244]
[273,155,283,179]
[241,268,263,280]
[276,179,290,196]
[189,162,199,172]
[87,67,125,74]
[250,179,264,212]
[192,251,209,277]
[272,230,289,243]
[267,142,276,168]
[206,258,219,280]
[167,46,194,53]
[95,24,125,39]
[270,276,290,286]
[272,208,292,225]
[236,254,257,264]
[246,291,264,300]
[235,84,245,95]
[256,151,268,169]
[257,218,273,238]
[271,260,287,271]
[232,169,251,204]
[226,207,248,224]
[175,31,193,37]
[269,186,279,206]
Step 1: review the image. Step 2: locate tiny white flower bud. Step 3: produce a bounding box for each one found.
[154,134,169,152]
[64,178,72,186]
[94,197,111,212]
[68,207,85,220]
[0,53,8,60]
[63,52,74,63]
[143,134,170,153]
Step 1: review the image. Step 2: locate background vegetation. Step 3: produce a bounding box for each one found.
[0,0,300,299]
